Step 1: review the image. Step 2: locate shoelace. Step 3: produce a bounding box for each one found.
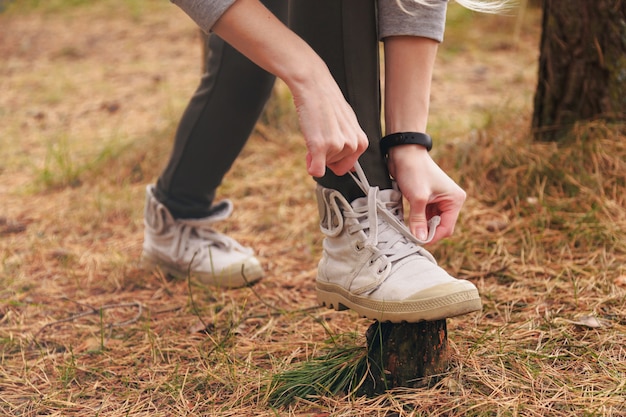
[167,201,253,263]
[348,161,439,270]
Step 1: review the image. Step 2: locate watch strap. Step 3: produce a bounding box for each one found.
[380,132,433,157]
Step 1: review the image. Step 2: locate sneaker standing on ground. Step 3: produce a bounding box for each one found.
[143,0,502,320]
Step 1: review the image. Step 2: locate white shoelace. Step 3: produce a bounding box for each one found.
[168,201,253,263]
[348,162,439,269]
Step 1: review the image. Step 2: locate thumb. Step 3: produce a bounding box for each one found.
[408,202,429,242]
[306,151,326,178]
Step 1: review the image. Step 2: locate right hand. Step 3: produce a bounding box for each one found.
[210,0,367,177]
[291,75,368,178]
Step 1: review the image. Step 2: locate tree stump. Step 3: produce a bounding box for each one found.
[357,320,449,396]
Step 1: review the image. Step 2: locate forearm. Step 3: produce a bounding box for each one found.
[210,0,367,177]
[383,36,439,134]
[383,35,465,243]
[211,0,330,97]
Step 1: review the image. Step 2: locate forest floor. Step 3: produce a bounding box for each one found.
[1,1,625,416]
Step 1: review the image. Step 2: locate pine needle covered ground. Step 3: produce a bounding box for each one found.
[1,1,624,416]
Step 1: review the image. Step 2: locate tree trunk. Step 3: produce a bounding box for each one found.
[357,320,449,396]
[532,0,626,141]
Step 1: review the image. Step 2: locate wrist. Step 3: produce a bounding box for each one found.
[388,143,429,159]
[282,55,331,98]
[380,132,432,159]
[386,143,430,179]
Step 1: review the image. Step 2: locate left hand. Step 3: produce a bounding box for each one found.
[387,144,466,244]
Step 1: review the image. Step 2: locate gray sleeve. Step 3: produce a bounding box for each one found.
[171,0,236,32]
[378,0,448,42]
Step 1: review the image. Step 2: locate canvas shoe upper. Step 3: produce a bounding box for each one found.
[315,163,482,322]
[141,186,263,288]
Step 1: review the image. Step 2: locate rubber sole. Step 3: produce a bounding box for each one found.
[316,280,482,323]
[141,251,263,289]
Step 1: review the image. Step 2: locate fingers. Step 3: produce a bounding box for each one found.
[306,141,359,178]
[388,146,466,244]
[430,209,459,243]
[294,80,368,178]
[306,129,368,177]
[408,198,462,244]
[407,195,461,244]
[307,145,362,178]
[402,177,466,245]
[407,199,429,242]
[415,191,465,244]
[326,131,368,175]
[306,151,326,178]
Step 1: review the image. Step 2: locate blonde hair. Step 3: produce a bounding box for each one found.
[452,0,510,13]
[400,0,511,14]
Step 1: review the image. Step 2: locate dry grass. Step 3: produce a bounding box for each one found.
[1,1,625,416]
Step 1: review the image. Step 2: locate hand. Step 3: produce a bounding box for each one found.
[210,0,368,178]
[291,72,368,178]
[387,144,466,244]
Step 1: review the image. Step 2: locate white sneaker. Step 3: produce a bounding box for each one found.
[141,186,263,288]
[315,163,481,322]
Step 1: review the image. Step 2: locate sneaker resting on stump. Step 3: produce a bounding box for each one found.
[141,186,263,288]
[315,163,482,322]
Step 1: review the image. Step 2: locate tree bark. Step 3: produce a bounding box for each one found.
[358,320,449,396]
[532,0,626,141]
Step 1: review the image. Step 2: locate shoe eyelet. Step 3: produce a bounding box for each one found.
[355,243,363,252]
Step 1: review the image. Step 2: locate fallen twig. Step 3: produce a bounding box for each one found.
[31,300,143,346]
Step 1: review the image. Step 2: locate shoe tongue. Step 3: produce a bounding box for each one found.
[350,188,404,226]
[350,188,402,210]
[377,188,403,214]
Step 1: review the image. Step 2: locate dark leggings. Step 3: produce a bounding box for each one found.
[155,0,391,219]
